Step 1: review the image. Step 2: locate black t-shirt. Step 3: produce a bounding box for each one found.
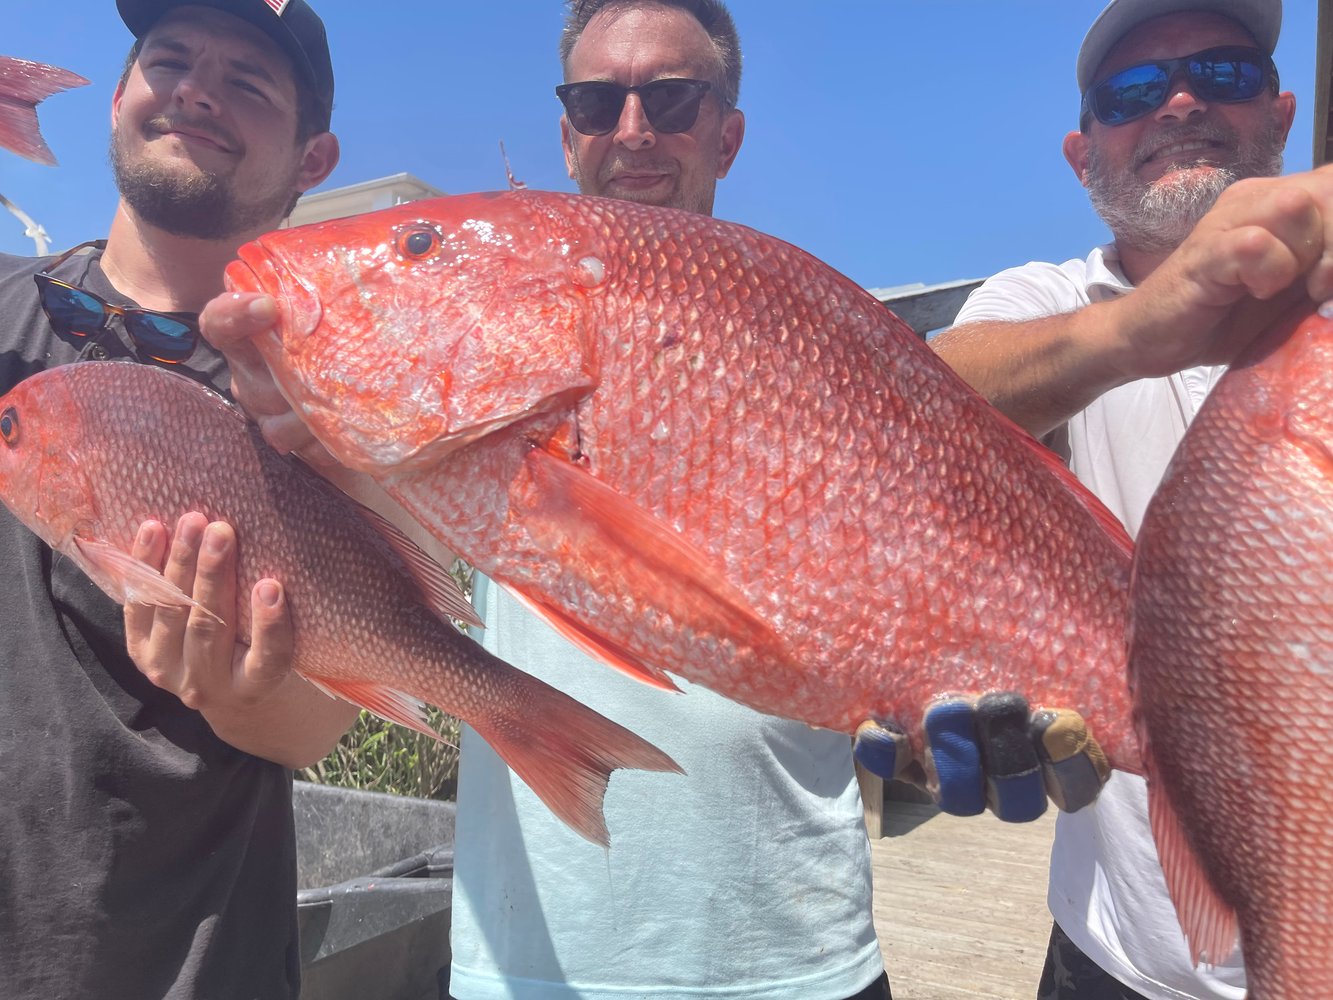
[0,248,301,999]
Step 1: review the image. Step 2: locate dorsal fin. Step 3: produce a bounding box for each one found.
[355,505,481,628]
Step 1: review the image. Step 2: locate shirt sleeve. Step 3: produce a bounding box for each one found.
[951,260,1088,327]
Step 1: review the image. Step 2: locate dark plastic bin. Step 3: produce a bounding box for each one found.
[294,783,456,1000]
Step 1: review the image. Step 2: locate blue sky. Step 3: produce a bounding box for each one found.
[1,1,1320,290]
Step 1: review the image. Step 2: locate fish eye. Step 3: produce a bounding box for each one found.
[0,407,17,446]
[395,225,441,261]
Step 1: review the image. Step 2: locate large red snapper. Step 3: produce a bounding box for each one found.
[0,361,679,845]
[1129,303,1333,996]
[225,190,1143,772]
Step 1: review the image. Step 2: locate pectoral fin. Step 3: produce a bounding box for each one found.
[69,535,223,624]
[515,448,787,684]
[1144,753,1239,967]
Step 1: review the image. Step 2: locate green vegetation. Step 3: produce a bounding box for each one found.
[300,707,461,800]
[298,559,473,801]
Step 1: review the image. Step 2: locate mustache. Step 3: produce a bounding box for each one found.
[1133,122,1238,167]
[145,113,239,152]
[598,156,678,182]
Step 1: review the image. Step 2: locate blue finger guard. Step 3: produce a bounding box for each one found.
[853,721,902,780]
[925,702,985,816]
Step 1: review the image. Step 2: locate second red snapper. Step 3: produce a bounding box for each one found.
[0,361,679,845]
[226,190,1143,774]
[1129,302,1333,997]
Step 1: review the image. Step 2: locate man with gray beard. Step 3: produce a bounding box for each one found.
[933,1,1333,998]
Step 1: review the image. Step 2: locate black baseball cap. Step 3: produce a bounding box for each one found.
[117,0,335,131]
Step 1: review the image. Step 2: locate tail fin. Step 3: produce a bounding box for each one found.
[0,56,90,165]
[473,677,683,847]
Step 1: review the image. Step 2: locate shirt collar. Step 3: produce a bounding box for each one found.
[1085,243,1133,298]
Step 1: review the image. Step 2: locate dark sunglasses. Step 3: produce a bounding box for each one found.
[34,240,199,364]
[556,77,712,136]
[1082,45,1278,127]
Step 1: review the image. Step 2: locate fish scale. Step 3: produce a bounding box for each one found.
[226,189,1142,769]
[0,361,680,846]
[1130,305,1333,997]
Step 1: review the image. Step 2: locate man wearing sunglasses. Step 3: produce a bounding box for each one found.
[444,5,893,1000]
[933,1,1333,998]
[0,2,351,998]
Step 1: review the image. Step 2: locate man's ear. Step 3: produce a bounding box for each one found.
[560,116,577,180]
[1274,90,1297,146]
[296,131,340,193]
[716,108,744,179]
[111,80,127,129]
[1062,129,1091,187]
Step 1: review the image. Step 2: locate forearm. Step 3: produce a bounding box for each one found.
[203,671,361,769]
[932,299,1137,437]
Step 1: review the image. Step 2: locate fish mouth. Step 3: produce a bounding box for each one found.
[225,241,324,345]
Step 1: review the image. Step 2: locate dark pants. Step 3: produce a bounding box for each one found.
[1037,922,1150,1000]
[848,969,892,1000]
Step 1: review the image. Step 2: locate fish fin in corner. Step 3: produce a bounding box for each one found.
[69,535,223,623]
[0,57,90,166]
[472,673,683,846]
[1145,758,1240,968]
[519,447,787,677]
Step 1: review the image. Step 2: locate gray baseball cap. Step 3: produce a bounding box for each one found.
[1077,0,1282,92]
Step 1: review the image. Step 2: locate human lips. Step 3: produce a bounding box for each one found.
[1136,126,1235,170]
[1144,138,1223,164]
[151,116,236,154]
[608,170,670,189]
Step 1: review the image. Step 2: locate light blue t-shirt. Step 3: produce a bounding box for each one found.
[449,575,883,1000]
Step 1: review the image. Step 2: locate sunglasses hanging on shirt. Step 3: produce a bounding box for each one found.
[34,240,199,364]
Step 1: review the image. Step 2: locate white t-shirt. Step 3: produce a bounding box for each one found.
[448,576,883,1000]
[952,243,1243,1000]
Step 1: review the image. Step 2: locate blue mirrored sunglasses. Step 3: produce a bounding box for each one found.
[1082,45,1277,127]
[34,240,199,364]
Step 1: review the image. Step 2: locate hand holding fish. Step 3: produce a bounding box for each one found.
[854,694,1108,822]
[123,512,359,769]
[199,291,336,468]
[1109,163,1333,380]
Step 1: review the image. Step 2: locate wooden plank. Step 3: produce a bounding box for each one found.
[870,803,1056,1000]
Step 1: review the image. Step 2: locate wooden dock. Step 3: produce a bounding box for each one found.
[869,802,1057,1000]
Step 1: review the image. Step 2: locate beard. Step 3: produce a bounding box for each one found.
[110,115,298,240]
[1085,116,1287,254]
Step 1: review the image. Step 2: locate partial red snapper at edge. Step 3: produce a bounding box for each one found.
[1130,302,1333,997]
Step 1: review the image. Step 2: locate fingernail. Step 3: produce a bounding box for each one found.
[203,524,229,554]
[247,296,277,322]
[177,517,204,547]
[257,581,281,607]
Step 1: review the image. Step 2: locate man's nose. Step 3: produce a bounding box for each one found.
[1155,70,1209,121]
[173,70,221,116]
[613,93,656,150]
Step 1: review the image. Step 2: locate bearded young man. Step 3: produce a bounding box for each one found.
[933,1,1333,997]
[0,2,353,997]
